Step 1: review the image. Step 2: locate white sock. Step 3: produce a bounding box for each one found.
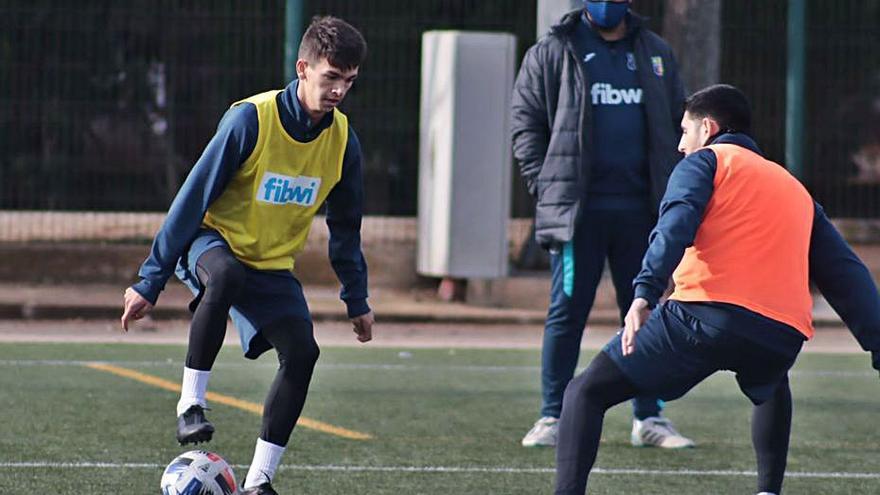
[176,367,210,416]
[244,438,286,488]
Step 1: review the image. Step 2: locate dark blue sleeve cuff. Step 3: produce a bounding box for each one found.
[634,283,662,308]
[345,298,371,319]
[131,279,161,306]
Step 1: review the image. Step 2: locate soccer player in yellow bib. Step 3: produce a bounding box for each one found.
[121,16,372,495]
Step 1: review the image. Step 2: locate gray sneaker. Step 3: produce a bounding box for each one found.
[631,416,695,449]
[521,416,558,447]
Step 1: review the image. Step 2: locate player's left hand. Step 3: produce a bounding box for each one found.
[121,287,154,332]
[622,298,651,356]
[350,310,374,343]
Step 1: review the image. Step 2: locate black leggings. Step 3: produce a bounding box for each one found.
[554,351,794,494]
[258,316,320,446]
[186,247,245,371]
[186,247,320,447]
[752,376,792,495]
[555,352,637,495]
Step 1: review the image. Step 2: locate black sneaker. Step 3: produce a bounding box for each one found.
[175,405,214,445]
[240,482,278,494]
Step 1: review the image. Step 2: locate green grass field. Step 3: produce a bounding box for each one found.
[1,342,879,494]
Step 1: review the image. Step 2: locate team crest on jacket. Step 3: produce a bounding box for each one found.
[651,56,664,77]
[626,52,636,71]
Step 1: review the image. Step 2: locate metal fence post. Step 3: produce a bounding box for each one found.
[285,0,304,83]
[786,0,806,180]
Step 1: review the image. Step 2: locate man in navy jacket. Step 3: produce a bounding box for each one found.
[512,0,692,448]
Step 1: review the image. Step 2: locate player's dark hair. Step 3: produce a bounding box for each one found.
[684,84,751,135]
[298,16,367,70]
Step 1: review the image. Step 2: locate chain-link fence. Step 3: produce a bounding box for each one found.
[0,0,285,212]
[0,0,539,219]
[1,1,878,242]
[721,0,880,217]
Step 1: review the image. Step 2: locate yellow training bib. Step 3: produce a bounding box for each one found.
[203,90,348,270]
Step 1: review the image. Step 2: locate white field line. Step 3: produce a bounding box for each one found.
[0,359,875,378]
[0,359,534,372]
[1,461,879,479]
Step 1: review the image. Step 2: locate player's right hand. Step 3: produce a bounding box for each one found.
[622,297,651,356]
[121,287,154,332]
[350,310,375,343]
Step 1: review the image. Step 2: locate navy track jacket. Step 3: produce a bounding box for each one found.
[634,133,880,369]
[132,80,369,318]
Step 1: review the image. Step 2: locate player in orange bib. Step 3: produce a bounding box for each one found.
[554,84,880,495]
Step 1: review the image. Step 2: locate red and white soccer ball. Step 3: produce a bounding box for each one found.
[160,450,238,495]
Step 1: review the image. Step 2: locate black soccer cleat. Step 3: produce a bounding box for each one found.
[240,482,278,495]
[176,404,215,445]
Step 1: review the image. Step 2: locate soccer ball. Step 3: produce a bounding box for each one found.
[160,450,238,495]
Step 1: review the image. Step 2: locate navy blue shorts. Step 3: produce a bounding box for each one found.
[175,229,312,359]
[603,300,803,405]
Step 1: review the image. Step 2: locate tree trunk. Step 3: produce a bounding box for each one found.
[537,0,581,37]
[662,0,722,94]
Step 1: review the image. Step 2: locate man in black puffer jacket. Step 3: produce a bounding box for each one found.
[512,0,692,449]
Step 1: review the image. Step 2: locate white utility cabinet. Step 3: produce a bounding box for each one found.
[417,31,516,278]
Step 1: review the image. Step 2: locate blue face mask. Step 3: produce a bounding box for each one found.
[584,0,630,29]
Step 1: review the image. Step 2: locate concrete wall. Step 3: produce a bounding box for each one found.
[4,215,880,312]
[0,241,421,288]
[0,215,533,288]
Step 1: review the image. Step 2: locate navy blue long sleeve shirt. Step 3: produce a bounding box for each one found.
[571,13,650,207]
[132,80,370,318]
[633,133,880,368]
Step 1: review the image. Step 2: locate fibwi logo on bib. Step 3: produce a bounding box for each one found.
[258,172,321,207]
